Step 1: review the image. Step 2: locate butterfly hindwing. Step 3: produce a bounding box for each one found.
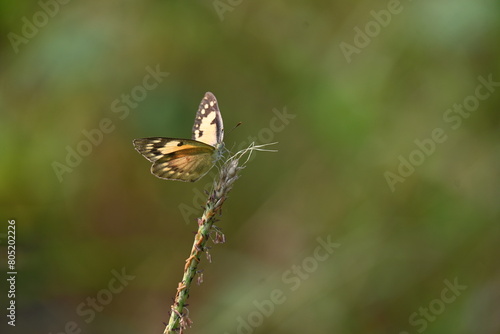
[152,149,214,182]
[192,92,224,147]
[133,138,216,182]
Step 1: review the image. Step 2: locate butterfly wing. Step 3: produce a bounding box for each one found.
[192,92,224,147]
[133,92,225,182]
[133,137,216,182]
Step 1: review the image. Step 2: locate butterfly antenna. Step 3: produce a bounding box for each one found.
[228,122,242,134]
[223,122,243,155]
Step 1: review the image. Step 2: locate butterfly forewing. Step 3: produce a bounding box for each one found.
[133,138,188,162]
[192,92,224,147]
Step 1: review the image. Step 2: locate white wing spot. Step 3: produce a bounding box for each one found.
[210,101,215,106]
[204,103,209,109]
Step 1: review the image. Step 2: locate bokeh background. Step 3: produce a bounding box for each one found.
[1,1,499,333]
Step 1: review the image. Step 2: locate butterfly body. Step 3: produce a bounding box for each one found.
[133,92,224,182]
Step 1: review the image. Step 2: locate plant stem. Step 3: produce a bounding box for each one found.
[164,195,221,333]
[163,143,276,333]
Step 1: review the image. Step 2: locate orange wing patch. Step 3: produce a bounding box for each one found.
[133,138,204,162]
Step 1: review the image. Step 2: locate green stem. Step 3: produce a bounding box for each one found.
[164,200,220,333]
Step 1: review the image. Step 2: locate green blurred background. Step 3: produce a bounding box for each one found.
[1,1,499,333]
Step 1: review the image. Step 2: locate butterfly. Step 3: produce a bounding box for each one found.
[133,92,225,182]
